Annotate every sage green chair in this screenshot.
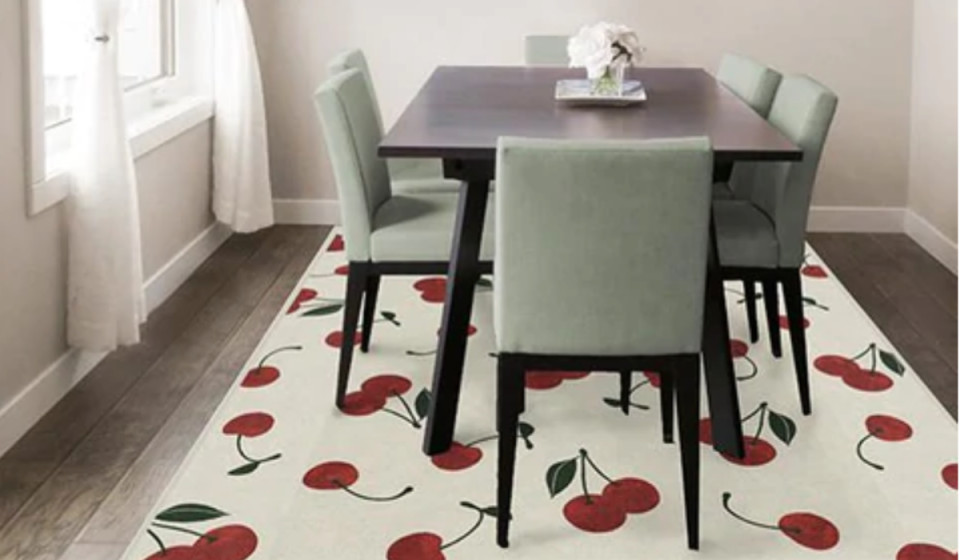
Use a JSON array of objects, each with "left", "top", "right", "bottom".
[
  {"left": 713, "top": 54, "right": 783, "bottom": 344},
  {"left": 327, "top": 49, "right": 457, "bottom": 193},
  {"left": 314, "top": 68, "right": 494, "bottom": 409},
  {"left": 494, "top": 136, "right": 714, "bottom": 551},
  {"left": 524, "top": 35, "right": 569, "bottom": 66},
  {"left": 716, "top": 74, "right": 838, "bottom": 416}
]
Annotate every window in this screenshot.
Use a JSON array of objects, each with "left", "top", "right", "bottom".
[{"left": 25, "top": 0, "right": 214, "bottom": 214}]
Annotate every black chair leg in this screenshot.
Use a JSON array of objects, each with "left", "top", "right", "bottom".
[
  {"left": 619, "top": 371, "right": 632, "bottom": 415},
  {"left": 674, "top": 356, "right": 701, "bottom": 551},
  {"left": 496, "top": 358, "right": 524, "bottom": 549},
  {"left": 335, "top": 262, "right": 367, "bottom": 409},
  {"left": 782, "top": 271, "right": 812, "bottom": 416},
  {"left": 743, "top": 281, "right": 760, "bottom": 343},
  {"left": 761, "top": 280, "right": 782, "bottom": 358},
  {"left": 360, "top": 273, "right": 382, "bottom": 353},
  {"left": 659, "top": 371, "right": 675, "bottom": 444}
]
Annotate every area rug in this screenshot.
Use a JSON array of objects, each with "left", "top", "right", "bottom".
[{"left": 120, "top": 230, "right": 957, "bottom": 560}]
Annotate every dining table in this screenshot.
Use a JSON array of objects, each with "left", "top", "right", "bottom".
[{"left": 379, "top": 65, "right": 803, "bottom": 459}]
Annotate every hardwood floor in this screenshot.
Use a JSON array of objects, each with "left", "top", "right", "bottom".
[{"left": 0, "top": 228, "right": 953, "bottom": 560}]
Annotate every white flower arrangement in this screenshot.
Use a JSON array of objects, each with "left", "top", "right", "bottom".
[{"left": 567, "top": 22, "right": 643, "bottom": 80}]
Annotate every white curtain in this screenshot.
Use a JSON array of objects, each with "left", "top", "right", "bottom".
[
  {"left": 67, "top": 0, "right": 146, "bottom": 351},
  {"left": 213, "top": 0, "right": 275, "bottom": 233}
]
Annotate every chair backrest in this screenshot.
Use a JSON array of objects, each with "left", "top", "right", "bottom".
[
  {"left": 494, "top": 137, "right": 714, "bottom": 357},
  {"left": 327, "top": 49, "right": 385, "bottom": 133},
  {"left": 746, "top": 75, "right": 839, "bottom": 268},
  {"left": 313, "top": 69, "right": 392, "bottom": 262},
  {"left": 717, "top": 54, "right": 782, "bottom": 117},
  {"left": 524, "top": 35, "right": 569, "bottom": 66}
]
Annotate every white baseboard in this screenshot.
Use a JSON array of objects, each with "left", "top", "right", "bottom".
[
  {"left": 144, "top": 222, "right": 233, "bottom": 313},
  {"left": 904, "top": 210, "right": 958, "bottom": 274},
  {"left": 807, "top": 206, "right": 906, "bottom": 233},
  {"left": 0, "top": 221, "right": 233, "bottom": 458},
  {"left": 273, "top": 199, "right": 341, "bottom": 225}
]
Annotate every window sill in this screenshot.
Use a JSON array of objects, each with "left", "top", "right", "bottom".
[{"left": 29, "top": 97, "right": 215, "bottom": 216}]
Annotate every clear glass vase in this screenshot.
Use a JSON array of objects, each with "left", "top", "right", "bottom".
[{"left": 591, "top": 65, "right": 627, "bottom": 97}]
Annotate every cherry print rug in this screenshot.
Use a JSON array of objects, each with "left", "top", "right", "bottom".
[{"left": 120, "top": 230, "right": 957, "bottom": 560}]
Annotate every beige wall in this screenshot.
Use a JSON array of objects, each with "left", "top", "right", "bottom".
[
  {"left": 248, "top": 0, "right": 915, "bottom": 210},
  {"left": 909, "top": 0, "right": 958, "bottom": 243},
  {"left": 0, "top": 0, "right": 215, "bottom": 414}
]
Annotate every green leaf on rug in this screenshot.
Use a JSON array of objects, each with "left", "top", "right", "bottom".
[
  {"left": 879, "top": 350, "right": 906, "bottom": 376},
  {"left": 482, "top": 506, "right": 500, "bottom": 517},
  {"left": 229, "top": 463, "right": 260, "bottom": 476},
  {"left": 518, "top": 422, "right": 535, "bottom": 438},
  {"left": 155, "top": 503, "right": 228, "bottom": 524},
  {"left": 477, "top": 278, "right": 493, "bottom": 289},
  {"left": 546, "top": 458, "right": 577, "bottom": 498},
  {"left": 415, "top": 389, "right": 432, "bottom": 420},
  {"left": 768, "top": 410, "right": 797, "bottom": 446},
  {"left": 301, "top": 304, "right": 343, "bottom": 317},
  {"left": 602, "top": 398, "right": 624, "bottom": 409}
]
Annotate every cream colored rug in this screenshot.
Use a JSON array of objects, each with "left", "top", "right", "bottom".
[{"left": 121, "top": 230, "right": 957, "bottom": 560}]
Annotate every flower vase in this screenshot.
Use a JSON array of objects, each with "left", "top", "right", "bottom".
[{"left": 591, "top": 65, "right": 626, "bottom": 97}]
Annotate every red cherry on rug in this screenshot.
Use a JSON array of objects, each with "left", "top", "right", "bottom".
[
  {"left": 435, "top": 325, "right": 477, "bottom": 338},
  {"left": 328, "top": 235, "right": 345, "bottom": 252},
  {"left": 730, "top": 339, "right": 749, "bottom": 359},
  {"left": 222, "top": 413, "right": 274, "bottom": 438},
  {"left": 644, "top": 372, "right": 661, "bottom": 388},
  {"left": 801, "top": 265, "right": 828, "bottom": 278},
  {"left": 431, "top": 443, "right": 483, "bottom": 471},
  {"left": 842, "top": 368, "right": 893, "bottom": 392},
  {"left": 420, "top": 289, "right": 446, "bottom": 303},
  {"left": 414, "top": 278, "right": 446, "bottom": 291},
  {"left": 814, "top": 355, "right": 861, "bottom": 377},
  {"left": 287, "top": 288, "right": 318, "bottom": 314},
  {"left": 325, "top": 331, "right": 363, "bottom": 348},
  {"left": 144, "top": 546, "right": 199, "bottom": 560},
  {"left": 335, "top": 265, "right": 350, "bottom": 276},
  {"left": 866, "top": 415, "right": 913, "bottom": 442},
  {"left": 723, "top": 437, "right": 777, "bottom": 467},
  {"left": 601, "top": 478, "right": 660, "bottom": 514},
  {"left": 241, "top": 366, "right": 279, "bottom": 388},
  {"left": 193, "top": 525, "right": 258, "bottom": 560},
  {"left": 341, "top": 391, "right": 387, "bottom": 416},
  {"left": 779, "top": 315, "right": 810, "bottom": 330},
  {"left": 387, "top": 533, "right": 445, "bottom": 560},
  {"left": 563, "top": 494, "right": 627, "bottom": 533},
  {"left": 897, "top": 543, "right": 958, "bottom": 560},
  {"left": 525, "top": 371, "right": 565, "bottom": 390},
  {"left": 303, "top": 461, "right": 360, "bottom": 490},
  {"left": 778, "top": 513, "right": 840, "bottom": 550},
  {"left": 942, "top": 464, "right": 957, "bottom": 490},
  {"left": 698, "top": 418, "right": 714, "bottom": 445},
  {"left": 361, "top": 375, "right": 413, "bottom": 399}
]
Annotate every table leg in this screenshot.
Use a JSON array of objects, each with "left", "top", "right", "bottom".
[
  {"left": 423, "top": 177, "right": 491, "bottom": 456},
  {"left": 702, "top": 214, "right": 746, "bottom": 459}
]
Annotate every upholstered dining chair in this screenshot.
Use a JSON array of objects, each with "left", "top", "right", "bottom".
[
  {"left": 715, "top": 74, "right": 838, "bottom": 416},
  {"left": 313, "top": 68, "right": 494, "bottom": 409},
  {"left": 523, "top": 35, "right": 569, "bottom": 65},
  {"left": 493, "top": 136, "right": 714, "bottom": 551},
  {"left": 327, "top": 49, "right": 457, "bottom": 193},
  {"left": 714, "top": 54, "right": 783, "bottom": 345}
]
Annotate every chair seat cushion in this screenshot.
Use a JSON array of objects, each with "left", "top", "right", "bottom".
[
  {"left": 389, "top": 159, "right": 461, "bottom": 193},
  {"left": 712, "top": 182, "right": 736, "bottom": 200},
  {"left": 714, "top": 200, "right": 779, "bottom": 268},
  {"left": 370, "top": 192, "right": 495, "bottom": 262}
]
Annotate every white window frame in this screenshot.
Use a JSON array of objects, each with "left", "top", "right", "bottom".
[{"left": 23, "top": 0, "right": 216, "bottom": 216}]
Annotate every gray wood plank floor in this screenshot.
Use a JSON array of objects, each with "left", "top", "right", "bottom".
[{"left": 0, "top": 228, "right": 953, "bottom": 560}]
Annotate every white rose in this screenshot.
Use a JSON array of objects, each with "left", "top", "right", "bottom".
[{"left": 567, "top": 24, "right": 614, "bottom": 79}]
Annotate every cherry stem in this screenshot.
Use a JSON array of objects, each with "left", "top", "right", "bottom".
[
  {"left": 257, "top": 345, "right": 302, "bottom": 369},
  {"left": 869, "top": 345, "right": 877, "bottom": 374},
  {"left": 391, "top": 391, "right": 421, "bottom": 428},
  {"left": 440, "top": 503, "right": 486, "bottom": 551},
  {"left": 233, "top": 435, "right": 279, "bottom": 465},
  {"left": 752, "top": 405, "right": 768, "bottom": 443},
  {"left": 151, "top": 522, "right": 214, "bottom": 542},
  {"left": 406, "top": 349, "right": 437, "bottom": 357},
  {"left": 579, "top": 453, "right": 592, "bottom": 504},
  {"left": 721, "top": 493, "right": 782, "bottom": 533},
  {"left": 856, "top": 433, "right": 884, "bottom": 471},
  {"left": 629, "top": 378, "right": 651, "bottom": 395},
  {"left": 146, "top": 529, "right": 166, "bottom": 556},
  {"left": 740, "top": 402, "right": 768, "bottom": 425},
  {"left": 737, "top": 356, "right": 759, "bottom": 382},
  {"left": 581, "top": 449, "right": 617, "bottom": 486},
  {"left": 379, "top": 406, "right": 421, "bottom": 429},
  {"left": 851, "top": 343, "right": 876, "bottom": 364},
  {"left": 335, "top": 481, "right": 413, "bottom": 502}
]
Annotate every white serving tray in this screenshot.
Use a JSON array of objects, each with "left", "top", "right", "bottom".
[{"left": 555, "top": 79, "right": 647, "bottom": 107}]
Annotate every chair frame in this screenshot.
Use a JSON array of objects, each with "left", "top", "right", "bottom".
[
  {"left": 495, "top": 353, "right": 702, "bottom": 550},
  {"left": 335, "top": 260, "right": 493, "bottom": 409}
]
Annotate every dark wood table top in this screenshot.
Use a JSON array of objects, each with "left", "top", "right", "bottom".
[{"left": 380, "top": 66, "right": 802, "bottom": 163}]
